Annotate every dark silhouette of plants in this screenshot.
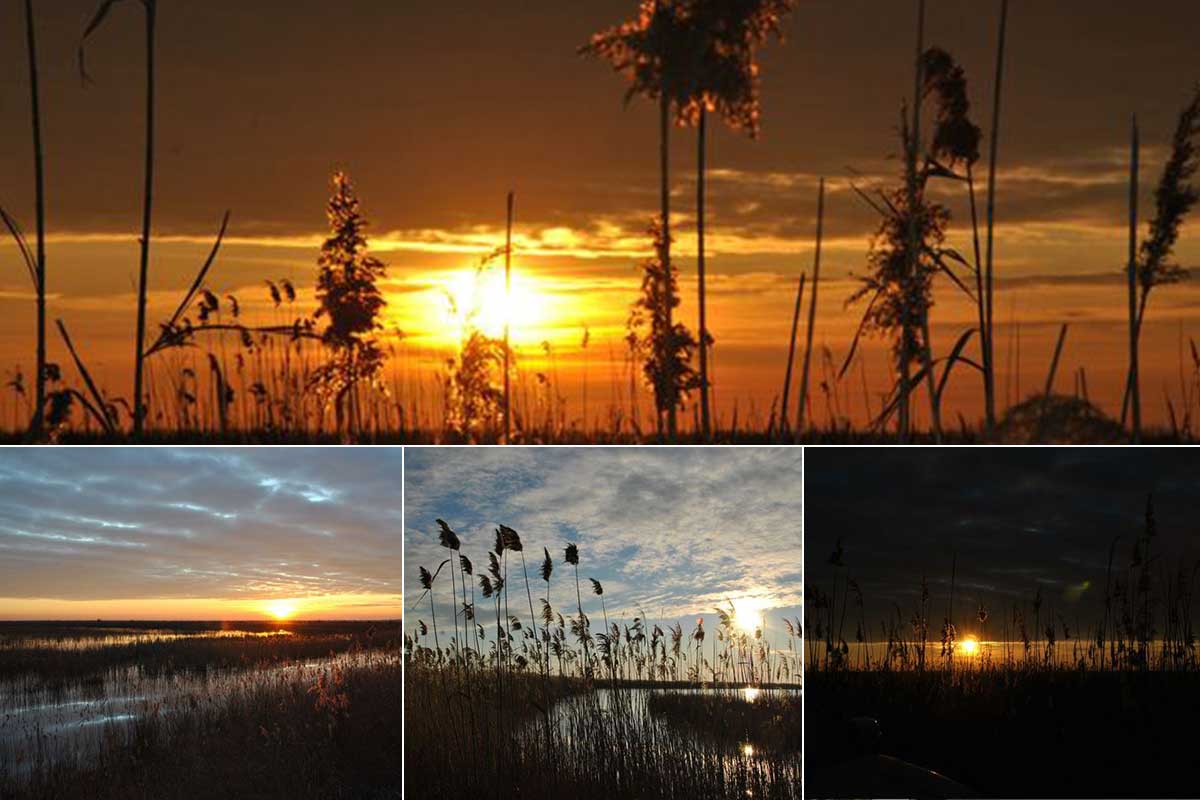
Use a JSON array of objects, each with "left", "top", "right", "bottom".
[
  {"left": 1121, "top": 85, "right": 1200, "bottom": 434},
  {"left": 436, "top": 518, "right": 463, "bottom": 656},
  {"left": 582, "top": 0, "right": 694, "bottom": 438},
  {"left": 79, "top": 0, "right": 158, "bottom": 435},
  {"left": 564, "top": 542, "right": 590, "bottom": 676},
  {"left": 584, "top": 1, "right": 793, "bottom": 439},
  {"left": 309, "top": 172, "right": 388, "bottom": 435},
  {"left": 627, "top": 219, "right": 700, "bottom": 438},
  {"left": 846, "top": 35, "right": 984, "bottom": 440},
  {"left": 683, "top": 0, "right": 795, "bottom": 438},
  {"left": 17, "top": 0, "right": 48, "bottom": 435}
]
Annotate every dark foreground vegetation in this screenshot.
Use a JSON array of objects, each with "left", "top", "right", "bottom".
[
  {"left": 2, "top": 0, "right": 1196, "bottom": 445},
  {"left": 405, "top": 667, "right": 802, "bottom": 800},
  {"left": 807, "top": 667, "right": 1200, "bottom": 799},
  {"left": 0, "top": 620, "right": 401, "bottom": 800},
  {"left": 405, "top": 520, "right": 802, "bottom": 799},
  {"left": 806, "top": 493, "right": 1200, "bottom": 798}
]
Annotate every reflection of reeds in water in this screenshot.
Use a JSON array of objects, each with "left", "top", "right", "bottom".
[{"left": 406, "top": 518, "right": 802, "bottom": 798}]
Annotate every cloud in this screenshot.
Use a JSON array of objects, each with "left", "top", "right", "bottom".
[
  {"left": 805, "top": 449, "right": 1200, "bottom": 629},
  {"left": 0, "top": 449, "right": 402, "bottom": 610},
  {"left": 403, "top": 447, "right": 803, "bottom": 648}
]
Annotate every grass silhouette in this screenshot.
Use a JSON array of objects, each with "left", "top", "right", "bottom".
[
  {"left": 406, "top": 519, "right": 801, "bottom": 799},
  {"left": 0, "top": 620, "right": 401, "bottom": 798},
  {"left": 806, "top": 493, "right": 1200, "bottom": 798},
  {"left": 0, "top": 0, "right": 1195, "bottom": 444}
]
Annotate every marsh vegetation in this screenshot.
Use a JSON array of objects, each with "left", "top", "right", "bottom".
[
  {"left": 1, "top": 1, "right": 1196, "bottom": 443},
  {"left": 806, "top": 494, "right": 1200, "bottom": 798},
  {"left": 0, "top": 620, "right": 401, "bottom": 799},
  {"left": 405, "top": 519, "right": 802, "bottom": 799}
]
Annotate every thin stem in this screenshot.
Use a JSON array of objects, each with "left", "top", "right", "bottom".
[{"left": 132, "top": 4, "right": 156, "bottom": 435}]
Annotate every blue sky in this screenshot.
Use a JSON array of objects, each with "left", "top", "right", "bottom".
[
  {"left": 403, "top": 447, "right": 803, "bottom": 651},
  {"left": 0, "top": 448, "right": 402, "bottom": 619}
]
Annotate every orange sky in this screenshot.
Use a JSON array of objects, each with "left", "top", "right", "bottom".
[{"left": 0, "top": 1, "right": 1198, "bottom": 431}]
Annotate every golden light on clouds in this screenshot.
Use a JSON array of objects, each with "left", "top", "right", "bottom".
[{"left": 0, "top": 594, "right": 401, "bottom": 621}]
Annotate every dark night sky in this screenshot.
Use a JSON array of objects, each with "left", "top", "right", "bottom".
[{"left": 805, "top": 448, "right": 1200, "bottom": 633}]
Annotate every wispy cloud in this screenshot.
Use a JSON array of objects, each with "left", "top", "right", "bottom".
[
  {"left": 0, "top": 449, "right": 401, "bottom": 616},
  {"left": 403, "top": 448, "right": 803, "bottom": 646}
]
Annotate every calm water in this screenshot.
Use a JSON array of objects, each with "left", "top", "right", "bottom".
[
  {"left": 529, "top": 685, "right": 801, "bottom": 779},
  {"left": 0, "top": 628, "right": 294, "bottom": 653}
]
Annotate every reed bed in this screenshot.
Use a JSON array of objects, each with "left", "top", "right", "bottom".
[
  {"left": 1, "top": 1, "right": 1195, "bottom": 445},
  {"left": 806, "top": 495, "right": 1200, "bottom": 798},
  {"left": 405, "top": 519, "right": 801, "bottom": 799},
  {"left": 0, "top": 621, "right": 401, "bottom": 799}
]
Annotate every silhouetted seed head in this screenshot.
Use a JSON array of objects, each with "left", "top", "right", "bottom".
[
  {"left": 459, "top": 555, "right": 473, "bottom": 576},
  {"left": 921, "top": 47, "right": 981, "bottom": 168},
  {"left": 499, "top": 524, "right": 523, "bottom": 552},
  {"left": 828, "top": 538, "right": 845, "bottom": 567},
  {"left": 849, "top": 578, "right": 863, "bottom": 606},
  {"left": 540, "top": 547, "right": 553, "bottom": 581},
  {"left": 565, "top": 542, "right": 579, "bottom": 566},
  {"left": 479, "top": 575, "right": 494, "bottom": 599},
  {"left": 494, "top": 528, "right": 506, "bottom": 555},
  {"left": 418, "top": 566, "right": 433, "bottom": 591},
  {"left": 436, "top": 519, "right": 460, "bottom": 551},
  {"left": 1139, "top": 85, "right": 1200, "bottom": 293},
  {"left": 488, "top": 552, "right": 502, "bottom": 581},
  {"left": 590, "top": 578, "right": 604, "bottom": 596}
]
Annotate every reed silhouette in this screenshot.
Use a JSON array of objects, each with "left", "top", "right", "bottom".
[
  {"left": 0, "top": 1, "right": 1196, "bottom": 444},
  {"left": 407, "top": 518, "right": 802, "bottom": 799},
  {"left": 807, "top": 492, "right": 1200, "bottom": 798},
  {"left": 0, "top": 620, "right": 401, "bottom": 798}
]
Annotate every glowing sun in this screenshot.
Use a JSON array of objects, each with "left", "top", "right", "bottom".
[
  {"left": 958, "top": 635, "right": 980, "bottom": 656},
  {"left": 264, "top": 599, "right": 299, "bottom": 620},
  {"left": 730, "top": 596, "right": 769, "bottom": 636},
  {"left": 442, "top": 267, "right": 547, "bottom": 341}
]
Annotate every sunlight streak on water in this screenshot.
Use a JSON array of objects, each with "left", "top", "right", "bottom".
[{"left": 0, "top": 629, "right": 293, "bottom": 653}]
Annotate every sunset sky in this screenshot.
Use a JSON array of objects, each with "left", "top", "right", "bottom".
[
  {"left": 806, "top": 447, "right": 1200, "bottom": 633},
  {"left": 404, "top": 447, "right": 803, "bottom": 652},
  {"left": 0, "top": 1, "right": 1198, "bottom": 427},
  {"left": 0, "top": 447, "right": 402, "bottom": 619}
]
